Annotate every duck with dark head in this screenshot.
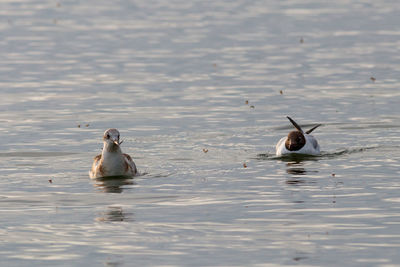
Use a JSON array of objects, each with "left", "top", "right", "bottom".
[{"left": 276, "top": 116, "right": 321, "bottom": 156}]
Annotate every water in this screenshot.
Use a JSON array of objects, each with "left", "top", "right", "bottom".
[{"left": 1, "top": 0, "right": 400, "bottom": 266}]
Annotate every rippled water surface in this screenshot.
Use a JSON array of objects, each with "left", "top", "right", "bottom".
[{"left": 1, "top": 0, "right": 400, "bottom": 266}]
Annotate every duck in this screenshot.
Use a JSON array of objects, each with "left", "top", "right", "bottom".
[
  {"left": 89, "top": 128, "right": 137, "bottom": 178},
  {"left": 276, "top": 116, "right": 321, "bottom": 156}
]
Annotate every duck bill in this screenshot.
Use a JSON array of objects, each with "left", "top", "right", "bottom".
[
  {"left": 110, "top": 138, "right": 120, "bottom": 146},
  {"left": 112, "top": 139, "right": 123, "bottom": 146}
]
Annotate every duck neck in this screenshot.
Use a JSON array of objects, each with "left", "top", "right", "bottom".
[{"left": 102, "top": 142, "right": 122, "bottom": 157}]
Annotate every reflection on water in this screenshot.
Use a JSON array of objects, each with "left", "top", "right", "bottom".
[
  {"left": 286, "top": 167, "right": 307, "bottom": 175},
  {"left": 96, "top": 206, "right": 134, "bottom": 222},
  {"left": 286, "top": 162, "right": 319, "bottom": 175},
  {"left": 93, "top": 176, "right": 136, "bottom": 193},
  {"left": 285, "top": 162, "right": 318, "bottom": 185},
  {"left": 285, "top": 178, "right": 306, "bottom": 185}
]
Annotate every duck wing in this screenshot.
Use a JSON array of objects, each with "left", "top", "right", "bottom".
[
  {"left": 286, "top": 116, "right": 304, "bottom": 133},
  {"left": 306, "top": 124, "right": 321, "bottom": 134},
  {"left": 123, "top": 153, "right": 137, "bottom": 175}
]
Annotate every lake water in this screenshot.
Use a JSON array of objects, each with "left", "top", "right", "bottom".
[{"left": 1, "top": 0, "right": 400, "bottom": 266}]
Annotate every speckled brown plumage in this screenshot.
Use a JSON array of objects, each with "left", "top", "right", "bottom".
[{"left": 89, "top": 129, "right": 137, "bottom": 178}]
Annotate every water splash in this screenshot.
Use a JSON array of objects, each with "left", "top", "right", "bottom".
[{"left": 256, "top": 146, "right": 379, "bottom": 162}]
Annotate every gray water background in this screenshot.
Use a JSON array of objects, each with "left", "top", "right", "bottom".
[{"left": 0, "top": 0, "right": 400, "bottom": 266}]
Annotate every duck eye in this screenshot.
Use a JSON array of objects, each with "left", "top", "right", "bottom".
[{"left": 106, "top": 134, "right": 110, "bottom": 139}]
